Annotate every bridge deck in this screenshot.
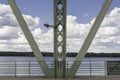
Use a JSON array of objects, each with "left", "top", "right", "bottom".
[{"left": 0, "top": 77, "right": 120, "bottom": 80}]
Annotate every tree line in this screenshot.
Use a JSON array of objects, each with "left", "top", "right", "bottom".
[{"left": 0, "top": 52, "right": 120, "bottom": 57}]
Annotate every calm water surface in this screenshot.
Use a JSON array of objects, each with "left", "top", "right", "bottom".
[{"left": 0, "top": 56, "right": 120, "bottom": 76}]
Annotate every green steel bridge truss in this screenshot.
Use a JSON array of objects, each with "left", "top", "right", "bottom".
[{"left": 8, "top": 0, "right": 112, "bottom": 78}]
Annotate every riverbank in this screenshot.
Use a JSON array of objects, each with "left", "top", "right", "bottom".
[{"left": 0, "top": 52, "right": 120, "bottom": 57}]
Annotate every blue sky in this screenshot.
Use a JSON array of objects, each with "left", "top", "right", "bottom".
[
  {"left": 17, "top": 0, "right": 120, "bottom": 23},
  {"left": 1, "top": 0, "right": 119, "bottom": 25},
  {"left": 0, "top": 0, "right": 120, "bottom": 53},
  {"left": 1, "top": 0, "right": 120, "bottom": 26}
]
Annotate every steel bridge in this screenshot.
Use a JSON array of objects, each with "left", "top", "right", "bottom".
[{"left": 8, "top": 0, "right": 112, "bottom": 78}]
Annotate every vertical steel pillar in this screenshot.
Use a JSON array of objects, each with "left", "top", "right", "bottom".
[{"left": 54, "top": 0, "right": 67, "bottom": 78}]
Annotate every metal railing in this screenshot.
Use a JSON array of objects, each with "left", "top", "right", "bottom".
[
  {"left": 0, "top": 61, "right": 44, "bottom": 77},
  {"left": 74, "top": 61, "right": 107, "bottom": 77},
  {"left": 0, "top": 60, "right": 111, "bottom": 77}
]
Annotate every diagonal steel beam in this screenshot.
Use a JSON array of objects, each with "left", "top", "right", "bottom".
[
  {"left": 8, "top": 0, "right": 53, "bottom": 77},
  {"left": 67, "top": 0, "right": 112, "bottom": 77}
]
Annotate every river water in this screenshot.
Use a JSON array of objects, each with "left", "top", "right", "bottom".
[{"left": 0, "top": 56, "right": 120, "bottom": 77}]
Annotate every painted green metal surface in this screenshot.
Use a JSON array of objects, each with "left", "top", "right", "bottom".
[
  {"left": 8, "top": 0, "right": 113, "bottom": 78},
  {"left": 8, "top": 0, "right": 53, "bottom": 77},
  {"left": 54, "top": 0, "right": 67, "bottom": 78},
  {"left": 67, "top": 0, "right": 112, "bottom": 77}
]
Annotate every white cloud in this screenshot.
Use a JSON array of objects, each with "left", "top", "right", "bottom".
[
  {"left": 0, "top": 3, "right": 40, "bottom": 51},
  {"left": 89, "top": 7, "right": 120, "bottom": 53},
  {"left": 0, "top": 4, "right": 12, "bottom": 14},
  {"left": 0, "top": 3, "right": 120, "bottom": 53},
  {"left": 23, "top": 14, "right": 40, "bottom": 27},
  {"left": 0, "top": 3, "right": 40, "bottom": 27},
  {"left": 0, "top": 26, "right": 19, "bottom": 40},
  {"left": 67, "top": 15, "right": 91, "bottom": 38},
  {"left": 66, "top": 7, "right": 120, "bottom": 53},
  {"left": 97, "top": 27, "right": 119, "bottom": 37}
]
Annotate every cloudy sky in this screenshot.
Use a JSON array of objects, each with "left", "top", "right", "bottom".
[{"left": 0, "top": 0, "right": 120, "bottom": 53}]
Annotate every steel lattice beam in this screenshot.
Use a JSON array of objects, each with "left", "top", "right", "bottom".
[
  {"left": 54, "top": 0, "right": 67, "bottom": 78},
  {"left": 8, "top": 0, "right": 53, "bottom": 77},
  {"left": 67, "top": 0, "right": 112, "bottom": 77}
]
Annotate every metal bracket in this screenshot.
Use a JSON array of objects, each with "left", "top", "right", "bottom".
[{"left": 44, "top": 23, "right": 56, "bottom": 28}]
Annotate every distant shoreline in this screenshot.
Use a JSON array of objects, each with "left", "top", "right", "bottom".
[{"left": 0, "top": 52, "right": 120, "bottom": 57}]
